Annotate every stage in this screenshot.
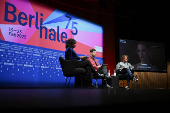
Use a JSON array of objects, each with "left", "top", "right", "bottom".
[{"left": 0, "top": 88, "right": 170, "bottom": 111}]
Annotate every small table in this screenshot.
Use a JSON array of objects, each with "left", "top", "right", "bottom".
[{"left": 107, "top": 76, "right": 119, "bottom": 89}]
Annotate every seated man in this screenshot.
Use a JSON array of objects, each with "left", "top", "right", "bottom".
[
  {"left": 87, "top": 49, "right": 113, "bottom": 88},
  {"left": 115, "top": 55, "right": 138, "bottom": 89}
]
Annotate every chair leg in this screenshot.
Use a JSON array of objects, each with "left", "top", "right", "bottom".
[
  {"left": 67, "top": 77, "right": 72, "bottom": 87},
  {"left": 95, "top": 79, "right": 98, "bottom": 88},
  {"left": 64, "top": 77, "right": 68, "bottom": 87},
  {"left": 80, "top": 75, "right": 83, "bottom": 87}
]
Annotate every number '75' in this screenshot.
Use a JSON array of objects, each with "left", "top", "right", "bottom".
[{"left": 65, "top": 14, "right": 78, "bottom": 35}]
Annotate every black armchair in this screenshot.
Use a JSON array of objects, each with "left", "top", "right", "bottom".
[
  {"left": 116, "top": 69, "right": 134, "bottom": 80},
  {"left": 59, "top": 57, "right": 86, "bottom": 87},
  {"left": 116, "top": 69, "right": 134, "bottom": 88}
]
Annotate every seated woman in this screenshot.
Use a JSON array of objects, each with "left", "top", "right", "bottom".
[
  {"left": 65, "top": 38, "right": 101, "bottom": 88},
  {"left": 115, "top": 55, "right": 138, "bottom": 89}
]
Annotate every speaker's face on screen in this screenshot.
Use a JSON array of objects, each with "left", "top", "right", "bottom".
[
  {"left": 119, "top": 39, "right": 166, "bottom": 72},
  {"left": 137, "top": 44, "right": 149, "bottom": 62}
]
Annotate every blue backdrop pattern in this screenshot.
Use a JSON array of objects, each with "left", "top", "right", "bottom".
[{"left": 0, "top": 40, "right": 103, "bottom": 87}]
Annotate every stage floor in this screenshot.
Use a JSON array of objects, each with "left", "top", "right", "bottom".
[{"left": 0, "top": 88, "right": 170, "bottom": 111}]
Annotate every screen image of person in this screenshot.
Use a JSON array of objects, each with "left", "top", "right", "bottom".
[
  {"left": 119, "top": 39, "right": 166, "bottom": 72},
  {"left": 133, "top": 42, "right": 158, "bottom": 71}
]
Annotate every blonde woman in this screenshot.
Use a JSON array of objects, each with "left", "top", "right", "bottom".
[{"left": 133, "top": 42, "right": 158, "bottom": 71}]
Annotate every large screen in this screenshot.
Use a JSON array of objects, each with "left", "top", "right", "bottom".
[
  {"left": 119, "top": 39, "right": 166, "bottom": 72},
  {"left": 0, "top": 0, "right": 103, "bottom": 87}
]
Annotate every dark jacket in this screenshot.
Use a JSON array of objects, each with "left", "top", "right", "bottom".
[{"left": 65, "top": 47, "right": 80, "bottom": 60}]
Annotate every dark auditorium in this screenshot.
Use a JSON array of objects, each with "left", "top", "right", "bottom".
[{"left": 0, "top": 0, "right": 169, "bottom": 111}]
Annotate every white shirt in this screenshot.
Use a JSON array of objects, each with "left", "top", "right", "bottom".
[{"left": 115, "top": 61, "right": 134, "bottom": 71}]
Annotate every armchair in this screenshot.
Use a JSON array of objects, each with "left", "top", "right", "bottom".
[
  {"left": 59, "top": 57, "right": 86, "bottom": 87},
  {"left": 116, "top": 69, "right": 134, "bottom": 88}
]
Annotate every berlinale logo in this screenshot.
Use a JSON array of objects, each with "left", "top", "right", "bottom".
[{"left": 4, "top": 2, "right": 78, "bottom": 43}]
